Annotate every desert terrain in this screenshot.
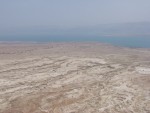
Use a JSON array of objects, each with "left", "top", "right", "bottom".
[{"left": 0, "top": 42, "right": 149, "bottom": 113}]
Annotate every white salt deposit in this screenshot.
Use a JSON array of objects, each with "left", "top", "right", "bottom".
[{"left": 136, "top": 67, "right": 150, "bottom": 74}]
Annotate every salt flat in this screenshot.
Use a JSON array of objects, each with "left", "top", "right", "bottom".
[{"left": 0, "top": 42, "right": 150, "bottom": 113}]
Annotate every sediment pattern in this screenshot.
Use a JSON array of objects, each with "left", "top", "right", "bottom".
[{"left": 0, "top": 43, "right": 149, "bottom": 113}]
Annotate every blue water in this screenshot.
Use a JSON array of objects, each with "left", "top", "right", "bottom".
[{"left": 0, "top": 36, "right": 150, "bottom": 48}]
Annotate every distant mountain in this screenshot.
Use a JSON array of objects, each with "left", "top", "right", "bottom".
[
  {"left": 67, "top": 22, "right": 150, "bottom": 37},
  {"left": 1, "top": 22, "right": 150, "bottom": 38}
]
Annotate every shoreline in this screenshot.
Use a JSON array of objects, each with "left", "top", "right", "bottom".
[{"left": 0, "top": 41, "right": 150, "bottom": 50}]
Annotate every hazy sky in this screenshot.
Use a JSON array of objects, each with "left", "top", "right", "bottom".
[{"left": 0, "top": 0, "right": 150, "bottom": 37}]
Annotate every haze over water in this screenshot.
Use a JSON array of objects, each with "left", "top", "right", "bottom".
[
  {"left": 0, "top": 0, "right": 150, "bottom": 48},
  {"left": 1, "top": 36, "right": 150, "bottom": 48}
]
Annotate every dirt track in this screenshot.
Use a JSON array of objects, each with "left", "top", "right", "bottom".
[{"left": 0, "top": 42, "right": 150, "bottom": 113}]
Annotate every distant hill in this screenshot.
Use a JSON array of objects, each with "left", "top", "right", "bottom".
[
  {"left": 0, "top": 22, "right": 150, "bottom": 38},
  {"left": 67, "top": 22, "right": 150, "bottom": 37}
]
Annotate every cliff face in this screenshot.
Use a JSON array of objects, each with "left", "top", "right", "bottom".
[{"left": 0, "top": 42, "right": 150, "bottom": 113}]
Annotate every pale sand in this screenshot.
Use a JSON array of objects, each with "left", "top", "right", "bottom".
[{"left": 0, "top": 42, "right": 150, "bottom": 113}]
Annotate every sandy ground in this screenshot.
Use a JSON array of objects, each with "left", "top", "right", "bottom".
[{"left": 0, "top": 42, "right": 150, "bottom": 113}]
